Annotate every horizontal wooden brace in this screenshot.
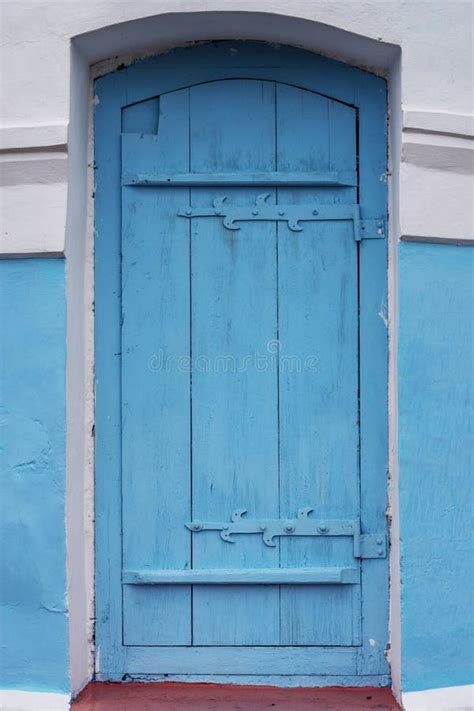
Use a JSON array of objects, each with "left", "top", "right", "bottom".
[
  {"left": 122, "top": 646, "right": 358, "bottom": 675},
  {"left": 122, "top": 170, "right": 358, "bottom": 187},
  {"left": 123, "top": 567, "right": 360, "bottom": 585}
]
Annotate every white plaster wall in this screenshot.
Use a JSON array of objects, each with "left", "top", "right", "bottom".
[
  {"left": 0, "top": 0, "right": 472, "bottom": 701},
  {"left": 402, "top": 684, "right": 474, "bottom": 711},
  {"left": 1, "top": 1, "right": 473, "bottom": 253},
  {"left": 1, "top": 1, "right": 473, "bottom": 123},
  {"left": 1, "top": 690, "right": 70, "bottom": 711}
]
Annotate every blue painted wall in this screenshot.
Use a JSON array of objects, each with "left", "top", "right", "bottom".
[
  {"left": 0, "top": 227, "right": 472, "bottom": 696},
  {"left": 0, "top": 259, "right": 69, "bottom": 693},
  {"left": 398, "top": 242, "right": 474, "bottom": 692}
]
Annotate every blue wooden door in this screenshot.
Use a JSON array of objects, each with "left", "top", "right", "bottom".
[{"left": 95, "top": 43, "right": 388, "bottom": 684}]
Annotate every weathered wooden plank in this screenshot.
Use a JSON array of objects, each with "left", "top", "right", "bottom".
[
  {"left": 189, "top": 79, "right": 280, "bottom": 647},
  {"left": 328, "top": 97, "right": 364, "bottom": 648},
  {"left": 121, "top": 89, "right": 192, "bottom": 646},
  {"left": 95, "top": 71, "right": 128, "bottom": 673},
  {"left": 357, "top": 80, "right": 390, "bottom": 674},
  {"left": 276, "top": 84, "right": 360, "bottom": 647},
  {"left": 122, "top": 170, "right": 357, "bottom": 187},
  {"left": 125, "top": 646, "right": 357, "bottom": 675},
  {"left": 123, "top": 567, "right": 359, "bottom": 584}
]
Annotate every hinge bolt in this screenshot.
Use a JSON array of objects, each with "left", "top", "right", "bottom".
[
  {"left": 279, "top": 210, "right": 285, "bottom": 216},
  {"left": 185, "top": 210, "right": 192, "bottom": 216},
  {"left": 260, "top": 524, "right": 266, "bottom": 531},
  {"left": 192, "top": 522, "right": 202, "bottom": 531},
  {"left": 317, "top": 523, "right": 328, "bottom": 534},
  {"left": 376, "top": 537, "right": 383, "bottom": 545},
  {"left": 312, "top": 209, "right": 319, "bottom": 216},
  {"left": 252, "top": 209, "right": 259, "bottom": 216},
  {"left": 285, "top": 523, "right": 295, "bottom": 533}
]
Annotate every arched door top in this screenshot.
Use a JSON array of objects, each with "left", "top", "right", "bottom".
[{"left": 97, "top": 40, "right": 386, "bottom": 111}]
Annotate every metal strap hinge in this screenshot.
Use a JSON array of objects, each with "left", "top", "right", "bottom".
[
  {"left": 358, "top": 218, "right": 386, "bottom": 241},
  {"left": 355, "top": 533, "right": 387, "bottom": 559},
  {"left": 178, "top": 194, "right": 385, "bottom": 241},
  {"left": 186, "top": 508, "right": 387, "bottom": 559}
]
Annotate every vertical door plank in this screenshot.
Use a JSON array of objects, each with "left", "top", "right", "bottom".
[
  {"left": 121, "top": 90, "right": 192, "bottom": 645},
  {"left": 190, "top": 81, "right": 280, "bottom": 645},
  {"left": 276, "top": 85, "right": 359, "bottom": 645},
  {"left": 329, "top": 98, "right": 364, "bottom": 647},
  {"left": 95, "top": 71, "right": 128, "bottom": 673},
  {"left": 357, "top": 84, "right": 390, "bottom": 673}
]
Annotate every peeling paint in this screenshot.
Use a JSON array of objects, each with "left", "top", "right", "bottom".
[
  {"left": 378, "top": 296, "right": 389, "bottom": 328},
  {"left": 40, "top": 603, "right": 68, "bottom": 615}
]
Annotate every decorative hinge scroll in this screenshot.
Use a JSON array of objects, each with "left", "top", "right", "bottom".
[
  {"left": 178, "top": 194, "right": 385, "bottom": 241},
  {"left": 186, "top": 508, "right": 387, "bottom": 558}
]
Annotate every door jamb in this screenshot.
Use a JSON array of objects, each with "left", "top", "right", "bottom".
[{"left": 65, "top": 26, "right": 401, "bottom": 695}]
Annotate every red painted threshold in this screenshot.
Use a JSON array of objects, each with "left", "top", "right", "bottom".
[{"left": 73, "top": 682, "right": 401, "bottom": 710}]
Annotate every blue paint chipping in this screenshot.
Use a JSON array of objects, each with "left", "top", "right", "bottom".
[
  {"left": 398, "top": 242, "right": 474, "bottom": 692},
  {"left": 0, "top": 259, "right": 69, "bottom": 693}
]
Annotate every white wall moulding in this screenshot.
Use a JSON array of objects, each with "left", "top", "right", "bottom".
[
  {"left": 400, "top": 109, "right": 474, "bottom": 244},
  {"left": 0, "top": 152, "right": 68, "bottom": 186},
  {"left": 0, "top": 124, "right": 69, "bottom": 257},
  {"left": 403, "top": 110, "right": 474, "bottom": 138},
  {"left": 0, "top": 123, "right": 68, "bottom": 152},
  {"left": 401, "top": 109, "right": 474, "bottom": 174},
  {"left": 402, "top": 684, "right": 474, "bottom": 711},
  {"left": 402, "top": 133, "right": 473, "bottom": 174},
  {"left": 0, "top": 182, "right": 67, "bottom": 257},
  {"left": 399, "top": 162, "right": 473, "bottom": 245},
  {"left": 0, "top": 690, "right": 70, "bottom": 711}
]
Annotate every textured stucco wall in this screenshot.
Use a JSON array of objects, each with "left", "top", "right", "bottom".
[
  {"left": 398, "top": 242, "right": 474, "bottom": 693},
  {"left": 0, "top": 259, "right": 69, "bottom": 694}
]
